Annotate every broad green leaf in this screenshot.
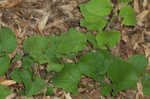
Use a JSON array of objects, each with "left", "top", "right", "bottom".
[
  {"left": 80, "top": 17, "right": 107, "bottom": 31},
  {"left": 52, "top": 63, "right": 81, "bottom": 95},
  {"left": 78, "top": 49, "right": 112, "bottom": 81},
  {"left": 107, "top": 57, "right": 139, "bottom": 95},
  {"left": 11, "top": 69, "right": 33, "bottom": 84},
  {"left": 119, "top": 5, "right": 136, "bottom": 26},
  {"left": 47, "top": 63, "right": 64, "bottom": 72},
  {"left": 56, "top": 28, "right": 87, "bottom": 55},
  {"left": 79, "top": 0, "right": 111, "bottom": 31},
  {"left": 80, "top": 0, "right": 112, "bottom": 17},
  {"left": 23, "top": 35, "right": 49, "bottom": 64},
  {"left": 11, "top": 69, "right": 46, "bottom": 96},
  {"left": 0, "top": 27, "right": 17, "bottom": 53},
  {"left": 26, "top": 77, "right": 46, "bottom": 96},
  {"left": 0, "top": 85, "right": 12, "bottom": 99},
  {"left": 128, "top": 55, "right": 148, "bottom": 76},
  {"left": 142, "top": 75, "right": 150, "bottom": 96},
  {"left": 0, "top": 55, "right": 10, "bottom": 76},
  {"left": 46, "top": 86, "right": 54, "bottom": 96},
  {"left": 119, "top": 0, "right": 132, "bottom": 3},
  {"left": 11, "top": 69, "right": 33, "bottom": 94},
  {"left": 96, "top": 30, "right": 120, "bottom": 49},
  {"left": 22, "top": 56, "right": 34, "bottom": 69},
  {"left": 10, "top": 68, "right": 22, "bottom": 83}
]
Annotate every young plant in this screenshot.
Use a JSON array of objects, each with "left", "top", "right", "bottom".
[{"left": 0, "top": 0, "right": 149, "bottom": 98}]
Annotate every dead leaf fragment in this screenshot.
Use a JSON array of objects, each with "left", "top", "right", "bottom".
[
  {"left": 0, "top": 80, "right": 16, "bottom": 86},
  {"left": 38, "top": 12, "right": 50, "bottom": 32},
  {"left": 136, "top": 10, "right": 149, "bottom": 26},
  {"left": 4, "top": 0, "right": 22, "bottom": 9},
  {"left": 134, "top": 0, "right": 140, "bottom": 13},
  {"left": 136, "top": 82, "right": 144, "bottom": 99}
]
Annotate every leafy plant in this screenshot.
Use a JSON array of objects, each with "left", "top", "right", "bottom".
[
  {"left": 0, "top": 0, "right": 149, "bottom": 98},
  {"left": 10, "top": 68, "right": 46, "bottom": 96}
]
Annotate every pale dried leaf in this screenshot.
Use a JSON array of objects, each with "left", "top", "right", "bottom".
[
  {"left": 64, "top": 92, "right": 72, "bottom": 99},
  {"left": 143, "top": 0, "right": 148, "bottom": 8},
  {"left": 134, "top": 0, "right": 140, "bottom": 13},
  {"left": 6, "top": 93, "right": 17, "bottom": 99},
  {"left": 38, "top": 12, "right": 50, "bottom": 32},
  {"left": 0, "top": 80, "right": 16, "bottom": 86}
]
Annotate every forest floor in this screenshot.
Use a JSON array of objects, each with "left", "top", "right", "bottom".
[{"left": 0, "top": 0, "right": 150, "bottom": 99}]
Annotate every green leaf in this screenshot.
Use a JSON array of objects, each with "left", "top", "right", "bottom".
[
  {"left": 96, "top": 30, "right": 120, "bottom": 49},
  {"left": 46, "top": 86, "right": 54, "bottom": 96},
  {"left": 23, "top": 35, "right": 49, "bottom": 64},
  {"left": 11, "top": 69, "right": 33, "bottom": 84},
  {"left": 0, "top": 55, "right": 10, "bottom": 76},
  {"left": 107, "top": 57, "right": 139, "bottom": 95},
  {"left": 56, "top": 28, "right": 87, "bottom": 55},
  {"left": 100, "top": 83, "right": 112, "bottom": 96},
  {"left": 128, "top": 55, "right": 148, "bottom": 76},
  {"left": 80, "top": 16, "right": 107, "bottom": 31},
  {"left": 79, "top": 0, "right": 112, "bottom": 31},
  {"left": 78, "top": 49, "right": 112, "bottom": 81},
  {"left": 52, "top": 63, "right": 81, "bottom": 95},
  {"left": 0, "top": 85, "right": 12, "bottom": 99},
  {"left": 47, "top": 63, "right": 64, "bottom": 72},
  {"left": 119, "top": 0, "right": 132, "bottom": 3},
  {"left": 142, "top": 75, "right": 150, "bottom": 96},
  {"left": 10, "top": 68, "right": 22, "bottom": 83},
  {"left": 22, "top": 56, "right": 34, "bottom": 69},
  {"left": 11, "top": 69, "right": 46, "bottom": 96},
  {"left": 80, "top": 0, "right": 112, "bottom": 17},
  {"left": 119, "top": 5, "right": 136, "bottom": 26},
  {"left": 0, "top": 27, "right": 17, "bottom": 53},
  {"left": 26, "top": 77, "right": 46, "bottom": 96}
]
